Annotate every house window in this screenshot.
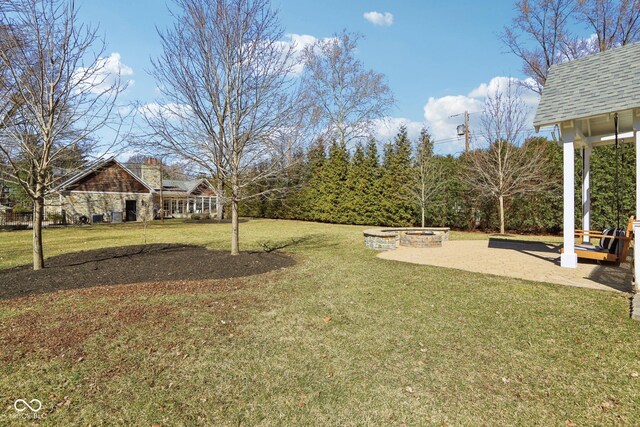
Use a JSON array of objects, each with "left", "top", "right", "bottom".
[{"left": 163, "top": 200, "right": 169, "bottom": 212}]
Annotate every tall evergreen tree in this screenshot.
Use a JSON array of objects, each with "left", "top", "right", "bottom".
[
  {"left": 344, "top": 139, "right": 381, "bottom": 224},
  {"left": 362, "top": 138, "right": 383, "bottom": 225},
  {"left": 581, "top": 143, "right": 636, "bottom": 231},
  {"left": 320, "top": 141, "right": 350, "bottom": 223},
  {"left": 438, "top": 155, "right": 470, "bottom": 228},
  {"left": 300, "top": 139, "right": 327, "bottom": 221},
  {"left": 379, "top": 126, "right": 415, "bottom": 226}
]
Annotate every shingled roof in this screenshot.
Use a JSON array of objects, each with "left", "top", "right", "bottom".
[{"left": 534, "top": 41, "right": 640, "bottom": 129}]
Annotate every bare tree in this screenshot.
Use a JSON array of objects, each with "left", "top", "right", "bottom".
[
  {"left": 575, "top": 0, "right": 640, "bottom": 51},
  {"left": 300, "top": 31, "right": 395, "bottom": 147},
  {"left": 142, "top": 0, "right": 300, "bottom": 255},
  {"left": 411, "top": 128, "right": 447, "bottom": 228},
  {"left": 503, "top": 0, "right": 640, "bottom": 93},
  {"left": 464, "top": 81, "right": 554, "bottom": 234},
  {"left": 0, "top": 0, "right": 126, "bottom": 270},
  {"left": 501, "top": 0, "right": 576, "bottom": 93}
]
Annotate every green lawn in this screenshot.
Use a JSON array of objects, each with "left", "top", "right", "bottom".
[{"left": 0, "top": 219, "right": 638, "bottom": 425}]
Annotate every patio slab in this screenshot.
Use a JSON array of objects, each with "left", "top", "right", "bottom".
[{"left": 377, "top": 238, "right": 633, "bottom": 292}]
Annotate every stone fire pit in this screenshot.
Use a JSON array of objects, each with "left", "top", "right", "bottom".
[
  {"left": 399, "top": 230, "right": 442, "bottom": 248},
  {"left": 363, "top": 227, "right": 449, "bottom": 251}
]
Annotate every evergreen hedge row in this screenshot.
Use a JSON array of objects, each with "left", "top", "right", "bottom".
[{"left": 239, "top": 127, "right": 636, "bottom": 234}]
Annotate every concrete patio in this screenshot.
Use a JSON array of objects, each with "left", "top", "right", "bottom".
[{"left": 377, "top": 238, "right": 634, "bottom": 293}]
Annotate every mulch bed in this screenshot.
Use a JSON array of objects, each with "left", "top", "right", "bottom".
[{"left": 0, "top": 244, "right": 295, "bottom": 300}]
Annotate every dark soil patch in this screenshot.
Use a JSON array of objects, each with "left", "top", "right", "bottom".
[{"left": 0, "top": 244, "right": 295, "bottom": 300}]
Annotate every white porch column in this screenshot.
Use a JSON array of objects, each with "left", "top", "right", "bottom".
[
  {"left": 636, "top": 129, "right": 640, "bottom": 218},
  {"left": 562, "top": 138, "right": 577, "bottom": 268},
  {"left": 635, "top": 129, "right": 640, "bottom": 292},
  {"left": 582, "top": 146, "right": 591, "bottom": 243}
]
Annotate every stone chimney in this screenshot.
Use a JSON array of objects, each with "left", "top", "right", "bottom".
[{"left": 140, "top": 158, "right": 162, "bottom": 190}]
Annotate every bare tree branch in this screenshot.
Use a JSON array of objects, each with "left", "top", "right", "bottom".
[
  {"left": 140, "top": 0, "right": 302, "bottom": 255},
  {"left": 501, "top": 0, "right": 577, "bottom": 93},
  {"left": 503, "top": 0, "right": 640, "bottom": 93},
  {"left": 409, "top": 128, "right": 447, "bottom": 228},
  {"left": 575, "top": 0, "right": 640, "bottom": 51},
  {"left": 300, "top": 31, "right": 395, "bottom": 147},
  {"left": 464, "top": 80, "right": 557, "bottom": 234},
  {"left": 0, "top": 0, "right": 127, "bottom": 269}
]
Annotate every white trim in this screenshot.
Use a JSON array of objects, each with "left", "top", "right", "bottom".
[
  {"left": 582, "top": 146, "right": 591, "bottom": 244},
  {"left": 585, "top": 131, "right": 635, "bottom": 145},
  {"left": 69, "top": 190, "right": 152, "bottom": 195},
  {"left": 537, "top": 109, "right": 639, "bottom": 130},
  {"left": 636, "top": 130, "right": 640, "bottom": 218},
  {"left": 562, "top": 137, "right": 577, "bottom": 268},
  {"left": 188, "top": 178, "right": 217, "bottom": 196},
  {"left": 52, "top": 156, "right": 114, "bottom": 191},
  {"left": 56, "top": 157, "right": 154, "bottom": 193},
  {"left": 634, "top": 221, "right": 640, "bottom": 293}
]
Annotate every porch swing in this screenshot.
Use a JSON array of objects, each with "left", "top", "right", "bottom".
[{"left": 569, "top": 113, "right": 635, "bottom": 264}]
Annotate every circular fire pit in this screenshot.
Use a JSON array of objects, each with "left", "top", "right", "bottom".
[
  {"left": 399, "top": 230, "right": 442, "bottom": 248},
  {"left": 363, "top": 227, "right": 450, "bottom": 250}
]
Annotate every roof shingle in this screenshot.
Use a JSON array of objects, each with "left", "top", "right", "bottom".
[{"left": 533, "top": 42, "right": 640, "bottom": 128}]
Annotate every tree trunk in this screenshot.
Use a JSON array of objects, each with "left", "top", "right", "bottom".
[
  {"left": 33, "top": 196, "right": 45, "bottom": 270},
  {"left": 421, "top": 177, "right": 426, "bottom": 228},
  {"left": 231, "top": 181, "right": 239, "bottom": 255},
  {"left": 216, "top": 182, "right": 224, "bottom": 221},
  {"left": 498, "top": 195, "right": 505, "bottom": 235}
]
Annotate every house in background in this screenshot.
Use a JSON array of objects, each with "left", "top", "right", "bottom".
[{"left": 47, "top": 157, "right": 218, "bottom": 223}]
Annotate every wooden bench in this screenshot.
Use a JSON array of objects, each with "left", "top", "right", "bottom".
[{"left": 562, "top": 216, "right": 635, "bottom": 264}]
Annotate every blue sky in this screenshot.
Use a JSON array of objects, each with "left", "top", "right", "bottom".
[{"left": 76, "top": 0, "right": 539, "bottom": 155}]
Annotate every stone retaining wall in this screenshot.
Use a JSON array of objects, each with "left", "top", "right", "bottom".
[
  {"left": 399, "top": 232, "right": 443, "bottom": 248},
  {"left": 363, "top": 227, "right": 450, "bottom": 251}
]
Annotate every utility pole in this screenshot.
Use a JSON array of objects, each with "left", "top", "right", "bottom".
[
  {"left": 454, "top": 110, "right": 471, "bottom": 154},
  {"left": 464, "top": 110, "right": 470, "bottom": 154}
]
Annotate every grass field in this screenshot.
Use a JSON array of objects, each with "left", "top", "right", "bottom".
[{"left": 1, "top": 219, "right": 638, "bottom": 425}]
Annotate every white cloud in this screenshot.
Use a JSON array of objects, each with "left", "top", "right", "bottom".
[
  {"left": 276, "top": 33, "right": 340, "bottom": 76},
  {"left": 373, "top": 117, "right": 424, "bottom": 143},
  {"left": 287, "top": 34, "right": 320, "bottom": 54},
  {"left": 278, "top": 34, "right": 318, "bottom": 75},
  {"left": 422, "top": 76, "right": 541, "bottom": 155},
  {"left": 75, "top": 52, "right": 134, "bottom": 94},
  {"left": 363, "top": 11, "right": 394, "bottom": 27}
]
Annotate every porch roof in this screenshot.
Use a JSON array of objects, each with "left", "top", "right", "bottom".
[
  {"left": 160, "top": 179, "right": 215, "bottom": 197},
  {"left": 534, "top": 42, "right": 640, "bottom": 133}
]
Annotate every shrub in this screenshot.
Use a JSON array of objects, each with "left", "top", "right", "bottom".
[
  {"left": 47, "top": 212, "right": 64, "bottom": 224},
  {"left": 191, "top": 214, "right": 201, "bottom": 220},
  {"left": 12, "top": 206, "right": 32, "bottom": 214}
]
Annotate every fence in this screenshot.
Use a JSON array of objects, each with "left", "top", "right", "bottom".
[{"left": 0, "top": 211, "right": 76, "bottom": 229}]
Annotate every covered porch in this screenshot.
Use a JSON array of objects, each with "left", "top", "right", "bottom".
[
  {"left": 533, "top": 42, "right": 640, "bottom": 292},
  {"left": 161, "top": 195, "right": 217, "bottom": 217}
]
